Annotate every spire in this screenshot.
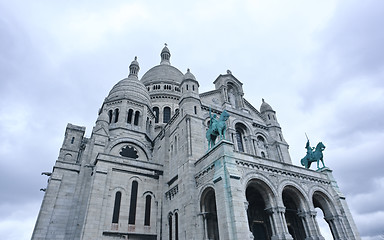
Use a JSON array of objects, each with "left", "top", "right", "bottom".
[
  {"left": 160, "top": 43, "right": 171, "bottom": 65},
  {"left": 129, "top": 56, "right": 140, "bottom": 78}
]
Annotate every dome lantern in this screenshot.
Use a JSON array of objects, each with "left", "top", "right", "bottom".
[
  {"left": 160, "top": 43, "right": 171, "bottom": 65},
  {"left": 129, "top": 56, "right": 140, "bottom": 78}
]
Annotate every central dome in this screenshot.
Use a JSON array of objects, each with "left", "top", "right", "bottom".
[
  {"left": 141, "top": 44, "right": 183, "bottom": 86},
  {"left": 141, "top": 64, "right": 184, "bottom": 86}
]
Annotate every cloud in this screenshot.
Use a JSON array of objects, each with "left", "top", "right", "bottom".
[{"left": 1, "top": 0, "right": 384, "bottom": 239}]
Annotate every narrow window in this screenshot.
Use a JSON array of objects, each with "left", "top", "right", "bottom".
[
  {"left": 114, "top": 109, "right": 119, "bottom": 123},
  {"left": 144, "top": 195, "right": 152, "bottom": 226},
  {"left": 192, "top": 85, "right": 195, "bottom": 91},
  {"left": 163, "top": 107, "right": 171, "bottom": 123},
  {"left": 128, "top": 181, "right": 138, "bottom": 224},
  {"left": 268, "top": 114, "right": 271, "bottom": 120},
  {"left": 112, "top": 192, "right": 122, "bottom": 223},
  {"left": 108, "top": 110, "right": 113, "bottom": 123},
  {"left": 186, "top": 85, "right": 189, "bottom": 91},
  {"left": 261, "top": 151, "right": 266, "bottom": 158},
  {"left": 71, "top": 137, "right": 75, "bottom": 144},
  {"left": 169, "top": 214, "right": 173, "bottom": 240},
  {"left": 134, "top": 111, "right": 140, "bottom": 126},
  {"left": 236, "top": 129, "right": 244, "bottom": 152},
  {"left": 194, "top": 106, "right": 197, "bottom": 114},
  {"left": 175, "top": 212, "right": 179, "bottom": 240},
  {"left": 153, "top": 107, "right": 159, "bottom": 123},
  {"left": 127, "top": 109, "right": 133, "bottom": 124},
  {"left": 279, "top": 134, "right": 283, "bottom": 141}
]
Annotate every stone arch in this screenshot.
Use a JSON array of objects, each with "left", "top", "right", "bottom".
[
  {"left": 200, "top": 186, "right": 220, "bottom": 240},
  {"left": 245, "top": 178, "right": 277, "bottom": 239},
  {"left": 111, "top": 186, "right": 127, "bottom": 194},
  {"left": 254, "top": 132, "right": 269, "bottom": 158},
  {"left": 226, "top": 81, "right": 242, "bottom": 108},
  {"left": 311, "top": 189, "right": 340, "bottom": 238},
  {"left": 234, "top": 122, "right": 250, "bottom": 153},
  {"left": 281, "top": 184, "right": 310, "bottom": 240}
]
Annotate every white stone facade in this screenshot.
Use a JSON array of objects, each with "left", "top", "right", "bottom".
[{"left": 32, "top": 46, "right": 360, "bottom": 240}]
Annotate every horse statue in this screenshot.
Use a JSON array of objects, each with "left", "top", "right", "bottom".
[
  {"left": 206, "top": 109, "right": 230, "bottom": 150},
  {"left": 301, "top": 140, "right": 326, "bottom": 169}
]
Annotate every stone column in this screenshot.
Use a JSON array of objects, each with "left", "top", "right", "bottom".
[
  {"left": 266, "top": 207, "right": 293, "bottom": 240},
  {"left": 298, "top": 210, "right": 325, "bottom": 240},
  {"left": 325, "top": 215, "right": 348, "bottom": 240}
]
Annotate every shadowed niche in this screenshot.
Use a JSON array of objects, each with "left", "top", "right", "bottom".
[{"left": 120, "top": 145, "right": 139, "bottom": 159}]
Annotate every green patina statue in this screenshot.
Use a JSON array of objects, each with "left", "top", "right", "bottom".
[
  {"left": 301, "top": 139, "right": 326, "bottom": 169},
  {"left": 206, "top": 108, "right": 230, "bottom": 150}
]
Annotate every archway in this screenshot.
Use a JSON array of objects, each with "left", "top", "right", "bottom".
[
  {"left": 200, "top": 187, "right": 219, "bottom": 240},
  {"left": 282, "top": 187, "right": 307, "bottom": 240},
  {"left": 246, "top": 185, "right": 272, "bottom": 239},
  {"left": 313, "top": 191, "right": 337, "bottom": 239}
]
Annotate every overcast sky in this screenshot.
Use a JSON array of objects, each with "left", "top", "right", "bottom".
[{"left": 1, "top": 0, "right": 383, "bottom": 239}]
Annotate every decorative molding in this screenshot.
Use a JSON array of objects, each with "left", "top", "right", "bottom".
[{"left": 236, "top": 159, "right": 331, "bottom": 185}]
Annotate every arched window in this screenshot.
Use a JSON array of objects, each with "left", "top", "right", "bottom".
[
  {"left": 112, "top": 191, "right": 122, "bottom": 223},
  {"left": 108, "top": 110, "right": 113, "bottom": 123},
  {"left": 153, "top": 107, "right": 159, "bottom": 123},
  {"left": 114, "top": 109, "right": 119, "bottom": 123},
  {"left": 236, "top": 130, "right": 244, "bottom": 152},
  {"left": 175, "top": 212, "right": 179, "bottom": 240},
  {"left": 168, "top": 214, "right": 173, "bottom": 240},
  {"left": 163, "top": 107, "right": 171, "bottom": 123},
  {"left": 71, "top": 137, "right": 75, "bottom": 144},
  {"left": 235, "top": 123, "right": 248, "bottom": 153},
  {"left": 127, "top": 109, "right": 133, "bottom": 124},
  {"left": 134, "top": 111, "right": 140, "bottom": 126},
  {"left": 192, "top": 85, "right": 195, "bottom": 91},
  {"left": 144, "top": 195, "right": 151, "bottom": 226},
  {"left": 128, "top": 181, "right": 138, "bottom": 224}
]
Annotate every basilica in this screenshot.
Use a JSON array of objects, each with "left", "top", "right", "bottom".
[{"left": 32, "top": 45, "right": 360, "bottom": 240}]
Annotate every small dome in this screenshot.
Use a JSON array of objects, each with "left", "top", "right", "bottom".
[
  {"left": 183, "top": 68, "right": 196, "bottom": 81},
  {"left": 106, "top": 77, "right": 151, "bottom": 107},
  {"left": 260, "top": 98, "right": 274, "bottom": 112}
]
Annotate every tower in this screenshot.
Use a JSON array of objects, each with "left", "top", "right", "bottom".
[{"left": 33, "top": 46, "right": 360, "bottom": 240}]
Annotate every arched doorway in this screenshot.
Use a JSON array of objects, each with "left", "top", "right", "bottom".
[
  {"left": 246, "top": 187, "right": 272, "bottom": 239},
  {"left": 282, "top": 187, "right": 307, "bottom": 240},
  {"left": 200, "top": 187, "right": 219, "bottom": 240},
  {"left": 313, "top": 191, "right": 337, "bottom": 239},
  {"left": 246, "top": 179, "right": 275, "bottom": 239}
]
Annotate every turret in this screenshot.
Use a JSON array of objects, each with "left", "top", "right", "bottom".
[
  {"left": 179, "top": 69, "right": 201, "bottom": 116},
  {"left": 260, "top": 99, "right": 291, "bottom": 163},
  {"left": 260, "top": 98, "right": 280, "bottom": 127}
]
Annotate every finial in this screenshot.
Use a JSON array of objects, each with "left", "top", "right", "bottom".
[
  {"left": 134, "top": 56, "right": 137, "bottom": 61},
  {"left": 262, "top": 98, "right": 265, "bottom": 103},
  {"left": 187, "top": 68, "right": 190, "bottom": 72},
  {"left": 227, "top": 69, "right": 232, "bottom": 74},
  {"left": 165, "top": 43, "right": 167, "bottom": 47}
]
